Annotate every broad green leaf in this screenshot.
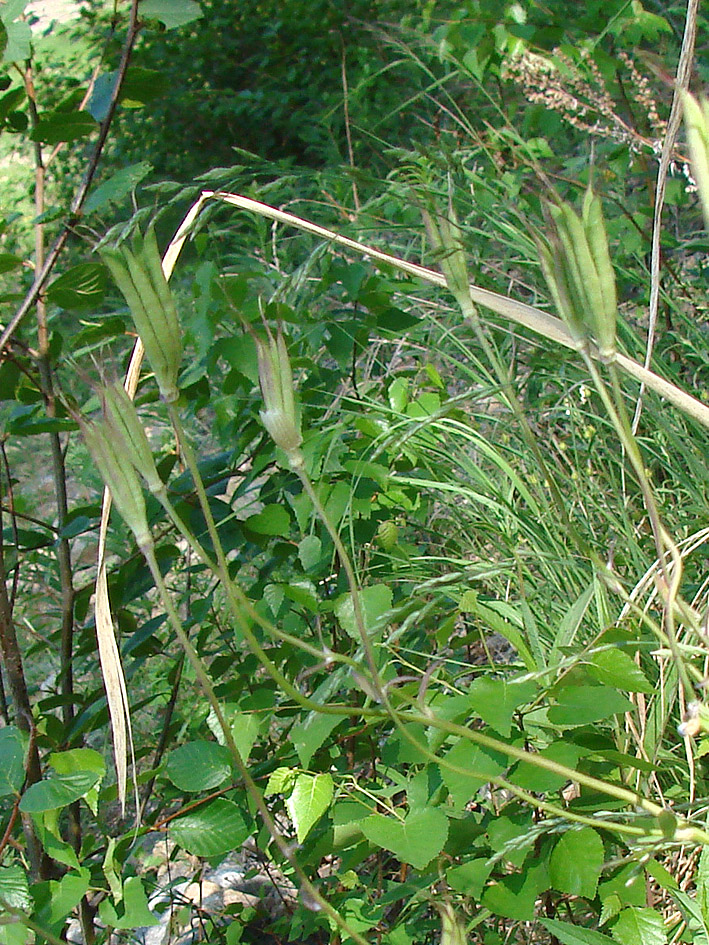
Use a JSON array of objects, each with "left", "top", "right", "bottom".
[
  {"left": 467, "top": 677, "right": 537, "bottom": 737},
  {"left": 98, "top": 877, "right": 157, "bottom": 930},
  {"left": 0, "top": 863, "right": 31, "bottom": 912},
  {"left": 48, "top": 263, "right": 106, "bottom": 310},
  {"left": 245, "top": 504, "right": 291, "bottom": 536},
  {"left": 291, "top": 710, "right": 344, "bottom": 768},
  {"left": 440, "top": 738, "right": 506, "bottom": 808},
  {"left": 49, "top": 748, "right": 105, "bottom": 778},
  {"left": 360, "top": 807, "right": 448, "bottom": 870},
  {"left": 165, "top": 740, "right": 231, "bottom": 792},
  {"left": 298, "top": 534, "right": 321, "bottom": 571},
  {"left": 1, "top": 16, "right": 30, "bottom": 64},
  {"left": 598, "top": 864, "right": 647, "bottom": 914},
  {"left": 206, "top": 705, "right": 261, "bottom": 761},
  {"left": 550, "top": 827, "right": 604, "bottom": 898},
  {"left": 34, "top": 811, "right": 80, "bottom": 870},
  {"left": 482, "top": 864, "right": 543, "bottom": 921},
  {"left": 170, "top": 798, "right": 249, "bottom": 857},
  {"left": 286, "top": 773, "right": 333, "bottom": 843},
  {"left": 335, "top": 584, "right": 392, "bottom": 639},
  {"left": 446, "top": 859, "right": 493, "bottom": 899},
  {"left": 20, "top": 770, "right": 101, "bottom": 813},
  {"left": 610, "top": 907, "right": 667, "bottom": 945},
  {"left": 84, "top": 162, "right": 152, "bottom": 213},
  {"left": 0, "top": 253, "right": 21, "bottom": 274},
  {"left": 547, "top": 687, "right": 634, "bottom": 727},
  {"left": 540, "top": 919, "right": 616, "bottom": 945},
  {"left": 32, "top": 869, "right": 90, "bottom": 928},
  {"left": 265, "top": 767, "right": 297, "bottom": 796},
  {"left": 30, "top": 110, "right": 97, "bottom": 144},
  {"left": 0, "top": 726, "right": 24, "bottom": 796},
  {"left": 139, "top": 0, "right": 202, "bottom": 29},
  {"left": 510, "top": 742, "right": 582, "bottom": 793},
  {"left": 388, "top": 377, "right": 409, "bottom": 412},
  {"left": 589, "top": 650, "right": 653, "bottom": 693},
  {"left": 119, "top": 67, "right": 169, "bottom": 106}
]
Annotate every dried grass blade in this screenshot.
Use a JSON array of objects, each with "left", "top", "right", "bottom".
[
  {"left": 94, "top": 194, "right": 208, "bottom": 815},
  {"left": 204, "top": 190, "right": 709, "bottom": 431}
]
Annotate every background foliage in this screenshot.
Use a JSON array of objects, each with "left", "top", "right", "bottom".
[{"left": 0, "top": 2, "right": 708, "bottom": 945}]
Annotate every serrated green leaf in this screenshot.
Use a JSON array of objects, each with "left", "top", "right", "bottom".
[
  {"left": 482, "top": 864, "right": 543, "bottom": 921},
  {"left": 33, "top": 869, "right": 90, "bottom": 928},
  {"left": 2, "top": 19, "right": 30, "bottom": 64},
  {"left": 286, "top": 773, "right": 333, "bottom": 843},
  {"left": 49, "top": 748, "right": 105, "bottom": 778},
  {"left": 510, "top": 742, "right": 581, "bottom": 793},
  {"left": 610, "top": 907, "right": 667, "bottom": 945},
  {"left": 170, "top": 798, "right": 249, "bottom": 857},
  {"left": 440, "top": 738, "right": 507, "bottom": 808},
  {"left": 467, "top": 676, "right": 537, "bottom": 737},
  {"left": 165, "top": 740, "right": 232, "bottom": 792},
  {"left": 206, "top": 705, "right": 260, "bottom": 761},
  {"left": 0, "top": 864, "right": 31, "bottom": 913},
  {"left": 298, "top": 534, "right": 321, "bottom": 570},
  {"left": 291, "top": 710, "right": 343, "bottom": 768},
  {"left": 547, "top": 686, "right": 634, "bottom": 727},
  {"left": 446, "top": 859, "right": 493, "bottom": 900},
  {"left": 550, "top": 827, "right": 604, "bottom": 899},
  {"left": 589, "top": 650, "right": 653, "bottom": 693},
  {"left": 361, "top": 807, "right": 448, "bottom": 871},
  {"left": 265, "top": 767, "right": 297, "bottom": 796},
  {"left": 335, "top": 584, "right": 392, "bottom": 639}
]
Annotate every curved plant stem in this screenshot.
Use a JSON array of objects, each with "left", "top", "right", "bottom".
[{"left": 140, "top": 539, "right": 371, "bottom": 945}]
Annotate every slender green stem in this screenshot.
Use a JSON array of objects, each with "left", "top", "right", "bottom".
[
  {"left": 165, "top": 405, "right": 373, "bottom": 718},
  {"left": 582, "top": 354, "right": 692, "bottom": 699},
  {"left": 141, "top": 538, "right": 371, "bottom": 945}
]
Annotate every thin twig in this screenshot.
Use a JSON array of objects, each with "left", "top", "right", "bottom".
[{"left": 0, "top": 0, "right": 142, "bottom": 357}]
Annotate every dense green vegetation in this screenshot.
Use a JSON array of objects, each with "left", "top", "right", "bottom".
[{"left": 1, "top": 1, "right": 709, "bottom": 944}]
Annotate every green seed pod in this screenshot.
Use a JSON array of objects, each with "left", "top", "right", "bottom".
[
  {"left": 376, "top": 520, "right": 399, "bottom": 551},
  {"left": 255, "top": 328, "right": 303, "bottom": 460},
  {"left": 101, "top": 229, "right": 182, "bottom": 403},
  {"left": 683, "top": 92, "right": 709, "bottom": 230},
  {"left": 102, "top": 381, "right": 164, "bottom": 496},
  {"left": 437, "top": 903, "right": 467, "bottom": 945},
  {"left": 582, "top": 187, "right": 617, "bottom": 360},
  {"left": 82, "top": 418, "right": 152, "bottom": 551}
]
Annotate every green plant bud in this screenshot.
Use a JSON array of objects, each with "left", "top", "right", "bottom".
[
  {"left": 376, "top": 520, "right": 399, "bottom": 550},
  {"left": 101, "top": 381, "right": 164, "bottom": 496},
  {"left": 437, "top": 903, "right": 467, "bottom": 945},
  {"left": 101, "top": 229, "right": 182, "bottom": 403},
  {"left": 682, "top": 92, "right": 709, "bottom": 230},
  {"left": 582, "top": 187, "right": 617, "bottom": 360},
  {"left": 81, "top": 419, "right": 152, "bottom": 551},
  {"left": 255, "top": 329, "right": 303, "bottom": 459},
  {"left": 422, "top": 208, "right": 476, "bottom": 320},
  {"left": 536, "top": 230, "right": 588, "bottom": 349}
]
